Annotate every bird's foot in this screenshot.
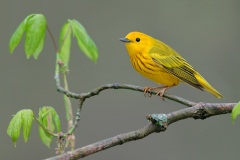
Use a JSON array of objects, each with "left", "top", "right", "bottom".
[
  {"left": 155, "top": 86, "right": 171, "bottom": 101},
  {"left": 144, "top": 86, "right": 153, "bottom": 97},
  {"left": 144, "top": 86, "right": 172, "bottom": 100},
  {"left": 155, "top": 86, "right": 170, "bottom": 97}
]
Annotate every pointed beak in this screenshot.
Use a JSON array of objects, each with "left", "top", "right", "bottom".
[{"left": 119, "top": 37, "right": 131, "bottom": 43}]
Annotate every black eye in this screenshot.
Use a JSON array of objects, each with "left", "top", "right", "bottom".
[{"left": 136, "top": 38, "right": 140, "bottom": 42}]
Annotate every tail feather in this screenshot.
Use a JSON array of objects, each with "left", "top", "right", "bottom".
[{"left": 194, "top": 72, "right": 223, "bottom": 98}]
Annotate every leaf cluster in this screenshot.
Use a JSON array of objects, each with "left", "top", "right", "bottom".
[{"left": 7, "top": 13, "right": 99, "bottom": 148}]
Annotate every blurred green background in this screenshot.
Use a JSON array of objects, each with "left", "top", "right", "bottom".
[{"left": 1, "top": 0, "right": 240, "bottom": 159}]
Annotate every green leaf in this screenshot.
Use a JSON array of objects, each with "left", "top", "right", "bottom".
[
  {"left": 52, "top": 110, "right": 61, "bottom": 132},
  {"left": 9, "top": 14, "right": 47, "bottom": 59},
  {"left": 25, "top": 14, "right": 46, "bottom": 59},
  {"left": 33, "top": 32, "right": 45, "bottom": 59},
  {"left": 70, "top": 19, "right": 98, "bottom": 62},
  {"left": 59, "top": 21, "right": 72, "bottom": 71},
  {"left": 39, "top": 125, "right": 52, "bottom": 148},
  {"left": 231, "top": 101, "right": 240, "bottom": 123},
  {"left": 38, "top": 106, "right": 61, "bottom": 147},
  {"left": 7, "top": 111, "right": 23, "bottom": 147},
  {"left": 9, "top": 20, "right": 26, "bottom": 53},
  {"left": 38, "top": 107, "right": 53, "bottom": 147},
  {"left": 22, "top": 109, "right": 34, "bottom": 142},
  {"left": 7, "top": 109, "right": 34, "bottom": 147}
]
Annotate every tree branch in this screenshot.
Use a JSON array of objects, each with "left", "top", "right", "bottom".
[
  {"left": 44, "top": 102, "right": 235, "bottom": 160},
  {"left": 55, "top": 75, "right": 196, "bottom": 107}
]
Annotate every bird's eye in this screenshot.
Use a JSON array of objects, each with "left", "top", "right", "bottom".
[{"left": 136, "top": 38, "right": 140, "bottom": 42}]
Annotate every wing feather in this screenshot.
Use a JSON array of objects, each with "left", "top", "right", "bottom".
[{"left": 149, "top": 46, "right": 203, "bottom": 90}]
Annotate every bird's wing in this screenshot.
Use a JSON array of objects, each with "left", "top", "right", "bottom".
[{"left": 149, "top": 46, "right": 203, "bottom": 90}]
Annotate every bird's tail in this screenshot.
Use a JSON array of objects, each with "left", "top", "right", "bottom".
[{"left": 194, "top": 72, "right": 223, "bottom": 98}]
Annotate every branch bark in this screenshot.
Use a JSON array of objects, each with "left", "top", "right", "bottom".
[{"left": 45, "top": 102, "right": 235, "bottom": 160}]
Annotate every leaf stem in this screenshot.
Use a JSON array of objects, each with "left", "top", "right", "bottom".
[
  {"left": 46, "top": 25, "right": 59, "bottom": 53},
  {"left": 33, "top": 116, "right": 57, "bottom": 137}
]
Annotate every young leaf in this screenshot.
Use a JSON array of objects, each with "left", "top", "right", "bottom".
[
  {"left": 39, "top": 125, "right": 52, "bottom": 148},
  {"left": 38, "top": 106, "right": 61, "bottom": 147},
  {"left": 52, "top": 109, "right": 61, "bottom": 132},
  {"left": 231, "top": 101, "right": 240, "bottom": 123},
  {"left": 33, "top": 33, "right": 45, "bottom": 59},
  {"left": 22, "top": 109, "right": 34, "bottom": 142},
  {"left": 59, "top": 21, "right": 72, "bottom": 71},
  {"left": 7, "top": 111, "right": 23, "bottom": 147},
  {"left": 38, "top": 106, "right": 53, "bottom": 147},
  {"left": 7, "top": 109, "right": 34, "bottom": 147},
  {"left": 9, "top": 14, "right": 47, "bottom": 59},
  {"left": 70, "top": 19, "right": 98, "bottom": 62},
  {"left": 9, "top": 20, "right": 26, "bottom": 53},
  {"left": 25, "top": 14, "right": 47, "bottom": 59},
  {"left": 9, "top": 14, "right": 35, "bottom": 54}
]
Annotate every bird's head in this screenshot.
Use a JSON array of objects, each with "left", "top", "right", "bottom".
[{"left": 120, "top": 31, "right": 154, "bottom": 56}]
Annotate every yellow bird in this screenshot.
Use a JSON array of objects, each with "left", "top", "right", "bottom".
[{"left": 120, "top": 31, "right": 223, "bottom": 98}]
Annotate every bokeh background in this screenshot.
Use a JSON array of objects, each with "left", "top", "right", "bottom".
[{"left": 1, "top": 1, "right": 240, "bottom": 159}]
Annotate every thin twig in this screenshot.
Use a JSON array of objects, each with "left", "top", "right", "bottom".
[
  {"left": 55, "top": 75, "right": 80, "bottom": 99},
  {"left": 55, "top": 78, "right": 196, "bottom": 107},
  {"left": 66, "top": 102, "right": 82, "bottom": 135}
]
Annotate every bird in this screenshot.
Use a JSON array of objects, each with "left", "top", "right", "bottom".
[{"left": 120, "top": 31, "right": 223, "bottom": 98}]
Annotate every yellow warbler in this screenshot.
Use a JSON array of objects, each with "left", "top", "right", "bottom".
[{"left": 120, "top": 31, "right": 223, "bottom": 98}]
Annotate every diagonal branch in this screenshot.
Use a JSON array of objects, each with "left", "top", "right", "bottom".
[{"left": 44, "top": 102, "right": 235, "bottom": 160}]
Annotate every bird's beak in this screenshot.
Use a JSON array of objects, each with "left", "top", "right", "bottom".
[{"left": 119, "top": 37, "right": 131, "bottom": 43}]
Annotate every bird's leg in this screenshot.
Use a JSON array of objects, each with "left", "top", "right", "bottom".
[
  {"left": 144, "top": 85, "right": 173, "bottom": 98},
  {"left": 155, "top": 86, "right": 172, "bottom": 97}
]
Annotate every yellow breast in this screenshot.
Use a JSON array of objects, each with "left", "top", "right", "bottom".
[{"left": 130, "top": 52, "right": 180, "bottom": 86}]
